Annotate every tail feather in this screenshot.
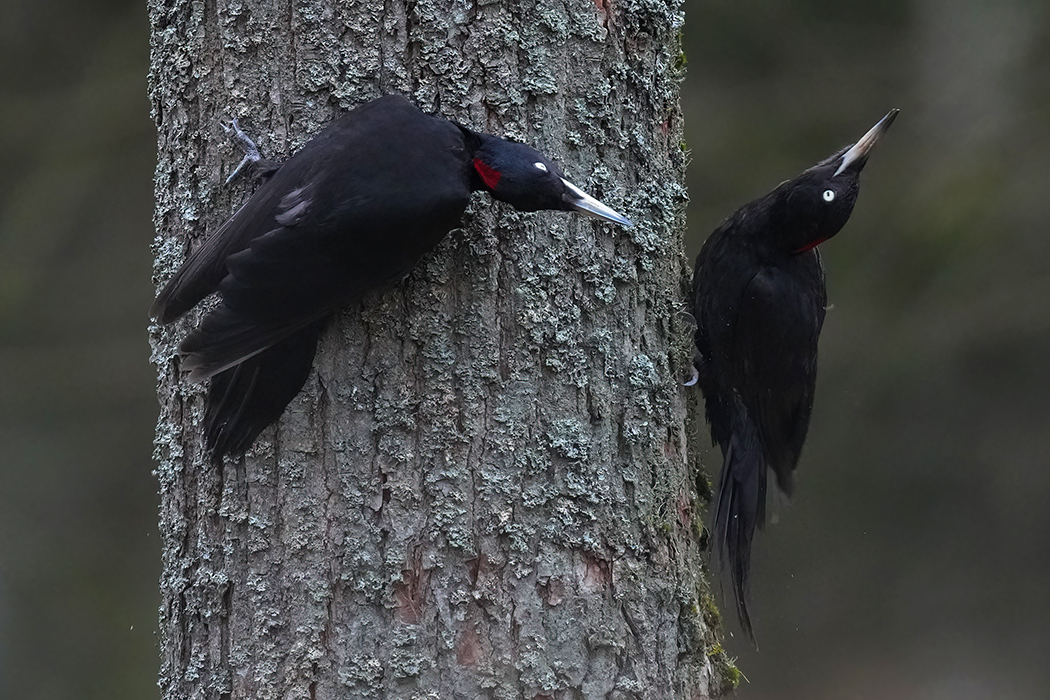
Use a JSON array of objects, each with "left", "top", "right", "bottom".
[
  {"left": 202, "top": 320, "right": 325, "bottom": 460},
  {"left": 712, "top": 400, "right": 767, "bottom": 642},
  {"left": 179, "top": 300, "right": 330, "bottom": 383}
]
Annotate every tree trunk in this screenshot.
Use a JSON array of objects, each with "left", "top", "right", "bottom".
[{"left": 148, "top": 0, "right": 732, "bottom": 697}]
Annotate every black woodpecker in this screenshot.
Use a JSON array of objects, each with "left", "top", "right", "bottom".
[
  {"left": 690, "top": 109, "right": 897, "bottom": 639},
  {"left": 152, "top": 94, "right": 632, "bottom": 460}
]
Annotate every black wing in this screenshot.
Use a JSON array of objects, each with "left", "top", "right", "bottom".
[
  {"left": 150, "top": 177, "right": 291, "bottom": 324},
  {"left": 691, "top": 220, "right": 751, "bottom": 450},
  {"left": 153, "top": 95, "right": 473, "bottom": 381},
  {"left": 728, "top": 253, "right": 826, "bottom": 493}
]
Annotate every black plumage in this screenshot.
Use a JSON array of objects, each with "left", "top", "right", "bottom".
[
  {"left": 690, "top": 110, "right": 897, "bottom": 639},
  {"left": 152, "top": 94, "right": 631, "bottom": 459}
]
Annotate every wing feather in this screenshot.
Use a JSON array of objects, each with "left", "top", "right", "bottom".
[{"left": 729, "top": 258, "right": 825, "bottom": 492}]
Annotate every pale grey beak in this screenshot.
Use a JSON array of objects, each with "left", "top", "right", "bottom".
[
  {"left": 833, "top": 109, "right": 899, "bottom": 177},
  {"left": 561, "top": 178, "right": 633, "bottom": 226}
]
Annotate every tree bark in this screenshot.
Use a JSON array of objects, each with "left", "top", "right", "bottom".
[{"left": 148, "top": 0, "right": 732, "bottom": 697}]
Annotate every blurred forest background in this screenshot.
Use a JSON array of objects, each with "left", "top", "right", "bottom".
[{"left": 1, "top": 0, "right": 1048, "bottom": 698}]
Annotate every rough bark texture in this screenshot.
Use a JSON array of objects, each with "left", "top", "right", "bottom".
[{"left": 148, "top": 0, "right": 732, "bottom": 697}]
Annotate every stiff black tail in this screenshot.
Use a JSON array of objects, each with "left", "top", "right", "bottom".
[
  {"left": 712, "top": 401, "right": 767, "bottom": 642},
  {"left": 202, "top": 320, "right": 325, "bottom": 461}
]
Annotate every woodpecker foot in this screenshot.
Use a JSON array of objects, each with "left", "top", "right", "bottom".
[
  {"left": 221, "top": 118, "right": 280, "bottom": 184},
  {"left": 221, "top": 118, "right": 261, "bottom": 184},
  {"left": 684, "top": 354, "right": 705, "bottom": 387}
]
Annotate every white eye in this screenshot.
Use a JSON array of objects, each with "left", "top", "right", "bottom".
[
  {"left": 534, "top": 162, "right": 548, "bottom": 172},
  {"left": 823, "top": 189, "right": 836, "bottom": 202}
]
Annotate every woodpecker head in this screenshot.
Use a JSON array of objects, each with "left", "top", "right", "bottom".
[
  {"left": 766, "top": 109, "right": 898, "bottom": 254},
  {"left": 470, "top": 134, "right": 632, "bottom": 226}
]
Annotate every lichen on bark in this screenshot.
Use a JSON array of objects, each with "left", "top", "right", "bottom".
[{"left": 149, "top": 0, "right": 727, "bottom": 697}]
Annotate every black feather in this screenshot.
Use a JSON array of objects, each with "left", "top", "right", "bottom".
[
  {"left": 690, "top": 110, "right": 896, "bottom": 640},
  {"left": 203, "top": 320, "right": 324, "bottom": 460},
  {"left": 152, "top": 94, "right": 632, "bottom": 460}
]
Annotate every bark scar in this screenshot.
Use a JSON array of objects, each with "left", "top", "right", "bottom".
[
  {"left": 456, "top": 622, "right": 482, "bottom": 666},
  {"left": 394, "top": 546, "right": 429, "bottom": 623},
  {"left": 594, "top": 0, "right": 614, "bottom": 33}
]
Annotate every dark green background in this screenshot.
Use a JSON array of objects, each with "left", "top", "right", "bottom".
[{"left": 2, "top": 1, "right": 1048, "bottom": 697}]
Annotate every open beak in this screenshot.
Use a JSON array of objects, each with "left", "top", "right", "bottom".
[
  {"left": 561, "top": 178, "right": 633, "bottom": 226},
  {"left": 833, "top": 109, "right": 899, "bottom": 177}
]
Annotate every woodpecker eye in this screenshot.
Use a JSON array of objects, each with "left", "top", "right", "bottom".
[
  {"left": 823, "top": 189, "right": 836, "bottom": 202},
  {"left": 534, "top": 162, "right": 548, "bottom": 172}
]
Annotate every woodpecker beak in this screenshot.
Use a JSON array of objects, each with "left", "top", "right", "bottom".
[
  {"left": 833, "top": 109, "right": 899, "bottom": 177},
  {"left": 561, "top": 178, "right": 633, "bottom": 226}
]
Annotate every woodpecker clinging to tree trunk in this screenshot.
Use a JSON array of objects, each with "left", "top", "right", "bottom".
[
  {"left": 151, "top": 94, "right": 632, "bottom": 460},
  {"left": 690, "top": 109, "right": 897, "bottom": 639}
]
